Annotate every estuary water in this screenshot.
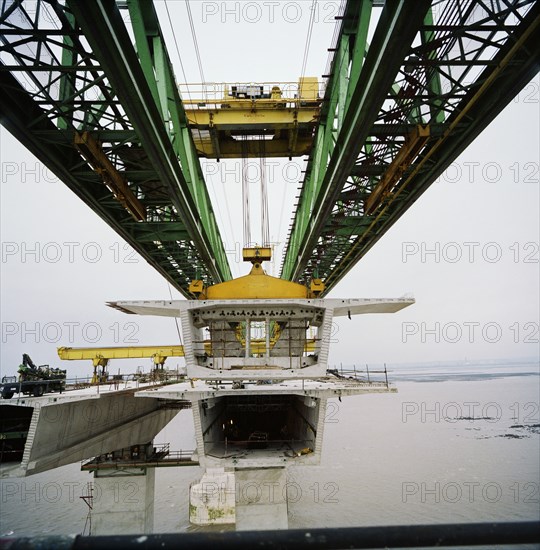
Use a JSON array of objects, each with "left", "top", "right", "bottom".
[{"left": 1, "top": 360, "right": 539, "bottom": 536}]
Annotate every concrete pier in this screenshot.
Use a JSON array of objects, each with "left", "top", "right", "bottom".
[
  {"left": 188, "top": 466, "right": 289, "bottom": 529},
  {"left": 235, "top": 467, "right": 288, "bottom": 530},
  {"left": 91, "top": 467, "right": 156, "bottom": 534},
  {"left": 189, "top": 468, "right": 235, "bottom": 525}
]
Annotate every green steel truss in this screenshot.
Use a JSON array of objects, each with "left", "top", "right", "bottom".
[
  {"left": 0, "top": 0, "right": 231, "bottom": 297},
  {"left": 281, "top": 0, "right": 539, "bottom": 292},
  {"left": 1, "top": 0, "right": 538, "bottom": 297}
]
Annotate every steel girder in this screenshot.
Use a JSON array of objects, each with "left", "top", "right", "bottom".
[
  {"left": 0, "top": 0, "right": 231, "bottom": 296},
  {"left": 280, "top": 0, "right": 539, "bottom": 293},
  {"left": 280, "top": 0, "right": 432, "bottom": 282}
]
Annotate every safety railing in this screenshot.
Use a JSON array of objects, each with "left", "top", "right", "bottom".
[
  {"left": 179, "top": 81, "right": 325, "bottom": 110},
  {"left": 327, "top": 364, "right": 390, "bottom": 387}
]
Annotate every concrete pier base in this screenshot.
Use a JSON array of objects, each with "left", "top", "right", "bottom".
[
  {"left": 235, "top": 467, "right": 288, "bottom": 531},
  {"left": 91, "top": 467, "right": 155, "bottom": 535},
  {"left": 189, "top": 467, "right": 235, "bottom": 525}
]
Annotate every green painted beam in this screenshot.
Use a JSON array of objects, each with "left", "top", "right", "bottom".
[
  {"left": 0, "top": 0, "right": 231, "bottom": 296},
  {"left": 67, "top": 0, "right": 231, "bottom": 283},
  {"left": 0, "top": 69, "right": 198, "bottom": 294},
  {"left": 322, "top": 3, "right": 540, "bottom": 293},
  {"left": 282, "top": 0, "right": 372, "bottom": 281},
  {"left": 282, "top": 0, "right": 430, "bottom": 281},
  {"left": 286, "top": 0, "right": 538, "bottom": 293},
  {"left": 57, "top": 11, "right": 76, "bottom": 130},
  {"left": 126, "top": 0, "right": 231, "bottom": 282},
  {"left": 281, "top": 0, "right": 538, "bottom": 292}
]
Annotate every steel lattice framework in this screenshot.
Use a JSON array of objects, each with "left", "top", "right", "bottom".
[
  {"left": 0, "top": 0, "right": 232, "bottom": 297},
  {"left": 0, "top": 0, "right": 538, "bottom": 296},
  {"left": 280, "top": 0, "right": 539, "bottom": 292}
]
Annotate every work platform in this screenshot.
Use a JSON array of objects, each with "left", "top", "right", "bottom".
[
  {"left": 81, "top": 443, "right": 198, "bottom": 471},
  {"left": 181, "top": 79, "right": 322, "bottom": 159}
]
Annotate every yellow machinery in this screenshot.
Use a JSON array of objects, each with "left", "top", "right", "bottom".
[
  {"left": 58, "top": 249, "right": 320, "bottom": 382},
  {"left": 180, "top": 78, "right": 322, "bottom": 158},
  {"left": 189, "top": 247, "right": 324, "bottom": 301},
  {"left": 57, "top": 345, "right": 186, "bottom": 384}
]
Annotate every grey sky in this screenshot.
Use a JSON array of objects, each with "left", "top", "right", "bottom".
[{"left": 1, "top": 1, "right": 538, "bottom": 378}]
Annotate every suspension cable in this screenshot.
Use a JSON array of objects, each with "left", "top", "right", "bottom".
[
  {"left": 164, "top": 1, "right": 206, "bottom": 156},
  {"left": 185, "top": 0, "right": 206, "bottom": 84},
  {"left": 300, "top": 0, "right": 318, "bottom": 83},
  {"left": 241, "top": 136, "right": 251, "bottom": 247},
  {"left": 259, "top": 136, "right": 270, "bottom": 247}
]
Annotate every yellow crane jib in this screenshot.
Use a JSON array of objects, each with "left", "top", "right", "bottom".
[
  {"left": 57, "top": 345, "right": 186, "bottom": 384},
  {"left": 58, "top": 345, "right": 186, "bottom": 363}
]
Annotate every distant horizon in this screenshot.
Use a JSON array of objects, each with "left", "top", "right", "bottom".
[{"left": 330, "top": 356, "right": 540, "bottom": 368}]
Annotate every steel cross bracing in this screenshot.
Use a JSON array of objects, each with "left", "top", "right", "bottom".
[
  {"left": 280, "top": 0, "right": 539, "bottom": 292},
  {"left": 0, "top": 0, "right": 232, "bottom": 297}
]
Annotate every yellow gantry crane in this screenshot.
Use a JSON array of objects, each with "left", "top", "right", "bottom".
[
  {"left": 181, "top": 78, "right": 321, "bottom": 159},
  {"left": 58, "top": 339, "right": 317, "bottom": 384},
  {"left": 57, "top": 345, "right": 186, "bottom": 384}
]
